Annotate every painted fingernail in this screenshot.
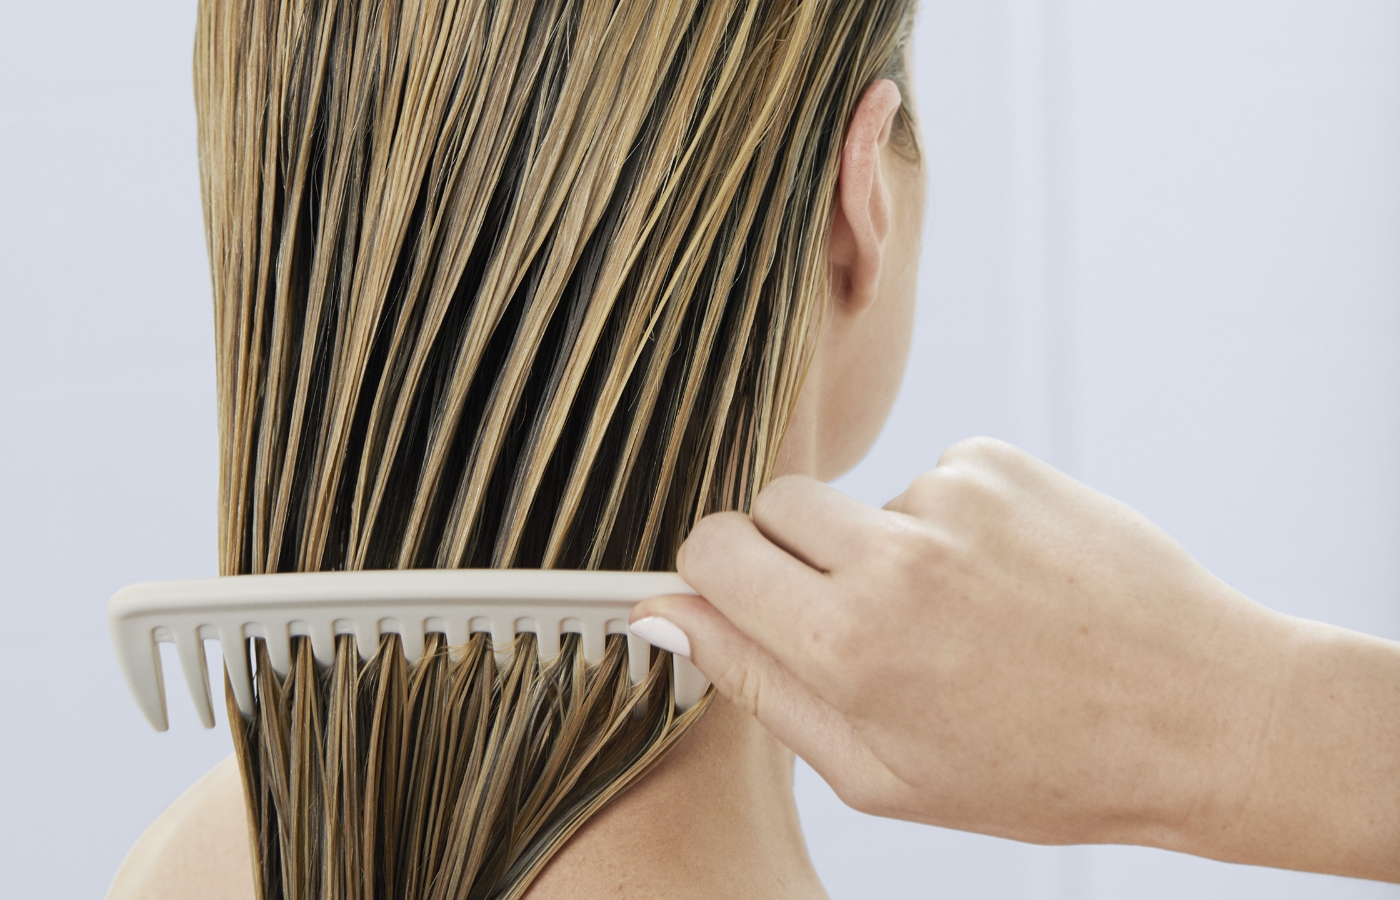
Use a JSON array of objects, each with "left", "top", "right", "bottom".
[{"left": 629, "top": 616, "right": 691, "bottom": 658}]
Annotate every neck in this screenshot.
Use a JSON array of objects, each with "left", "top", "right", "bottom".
[
  {"left": 525, "top": 410, "right": 828, "bottom": 899},
  {"left": 523, "top": 698, "right": 827, "bottom": 899}
]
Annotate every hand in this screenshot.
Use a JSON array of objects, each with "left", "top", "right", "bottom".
[{"left": 630, "top": 438, "right": 1400, "bottom": 882}]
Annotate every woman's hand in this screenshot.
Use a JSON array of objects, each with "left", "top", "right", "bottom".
[{"left": 630, "top": 438, "right": 1400, "bottom": 883}]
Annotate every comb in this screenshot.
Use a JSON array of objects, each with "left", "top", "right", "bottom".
[{"left": 108, "top": 569, "right": 708, "bottom": 731}]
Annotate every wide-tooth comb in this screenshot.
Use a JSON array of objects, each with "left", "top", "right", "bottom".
[{"left": 108, "top": 569, "right": 708, "bottom": 731}]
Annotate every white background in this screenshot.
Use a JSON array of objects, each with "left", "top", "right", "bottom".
[{"left": 0, "top": 1, "right": 1395, "bottom": 898}]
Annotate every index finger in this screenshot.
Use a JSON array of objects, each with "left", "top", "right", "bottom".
[{"left": 677, "top": 510, "right": 845, "bottom": 691}]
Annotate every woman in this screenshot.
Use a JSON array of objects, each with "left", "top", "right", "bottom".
[{"left": 108, "top": 1, "right": 927, "bottom": 897}]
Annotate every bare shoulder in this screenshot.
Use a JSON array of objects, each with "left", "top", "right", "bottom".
[{"left": 107, "top": 755, "right": 257, "bottom": 900}]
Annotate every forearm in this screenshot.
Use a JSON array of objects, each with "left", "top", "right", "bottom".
[{"left": 1181, "top": 616, "right": 1400, "bottom": 883}]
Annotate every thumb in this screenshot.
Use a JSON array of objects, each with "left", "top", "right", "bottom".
[{"left": 629, "top": 593, "right": 871, "bottom": 782}]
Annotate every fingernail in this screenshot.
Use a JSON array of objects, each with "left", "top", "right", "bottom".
[{"left": 629, "top": 616, "right": 691, "bottom": 658}]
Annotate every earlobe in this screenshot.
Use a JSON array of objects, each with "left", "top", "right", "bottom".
[{"left": 830, "top": 79, "right": 903, "bottom": 316}]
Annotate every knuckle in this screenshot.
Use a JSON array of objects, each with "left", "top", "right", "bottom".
[
  {"left": 907, "top": 469, "right": 942, "bottom": 501},
  {"left": 828, "top": 766, "right": 902, "bottom": 819},
  {"left": 903, "top": 463, "right": 1008, "bottom": 526},
  {"left": 827, "top": 773, "right": 871, "bottom": 812},
  {"left": 752, "top": 474, "right": 814, "bottom": 524},
  {"left": 939, "top": 467, "right": 985, "bottom": 506},
  {"left": 838, "top": 782, "right": 888, "bottom": 818},
  {"left": 938, "top": 435, "right": 1012, "bottom": 470},
  {"left": 890, "top": 470, "right": 945, "bottom": 515},
  {"left": 681, "top": 512, "right": 742, "bottom": 561},
  {"left": 901, "top": 464, "right": 981, "bottom": 507}
]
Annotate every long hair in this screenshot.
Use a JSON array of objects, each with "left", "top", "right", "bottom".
[{"left": 194, "top": 0, "right": 917, "bottom": 897}]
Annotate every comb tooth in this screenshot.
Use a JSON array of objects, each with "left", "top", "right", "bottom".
[
  {"left": 490, "top": 622, "right": 511, "bottom": 659},
  {"left": 309, "top": 619, "right": 337, "bottom": 667},
  {"left": 399, "top": 620, "right": 425, "bottom": 664},
  {"left": 444, "top": 617, "right": 468, "bottom": 648},
  {"left": 535, "top": 621, "right": 560, "bottom": 660},
  {"left": 108, "top": 587, "right": 169, "bottom": 731},
  {"left": 264, "top": 622, "right": 292, "bottom": 676},
  {"left": 175, "top": 628, "right": 215, "bottom": 729},
  {"left": 220, "top": 625, "right": 255, "bottom": 717},
  {"left": 120, "top": 627, "right": 169, "bottom": 732},
  {"left": 673, "top": 655, "right": 707, "bottom": 710},
  {"left": 627, "top": 633, "right": 649, "bottom": 686},
  {"left": 582, "top": 624, "right": 606, "bottom": 665},
  {"left": 353, "top": 618, "right": 379, "bottom": 661}
]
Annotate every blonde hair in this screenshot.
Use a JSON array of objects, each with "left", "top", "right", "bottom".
[{"left": 195, "top": 0, "right": 916, "bottom": 897}]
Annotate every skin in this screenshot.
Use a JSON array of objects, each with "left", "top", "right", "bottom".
[
  {"left": 106, "top": 759, "right": 254, "bottom": 900},
  {"left": 634, "top": 451, "right": 1400, "bottom": 878},
  {"left": 106, "top": 75, "right": 927, "bottom": 900}
]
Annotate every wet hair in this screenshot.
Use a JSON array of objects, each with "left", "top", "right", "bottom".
[{"left": 194, "top": 0, "right": 917, "bottom": 896}]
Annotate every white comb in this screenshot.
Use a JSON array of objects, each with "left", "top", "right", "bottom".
[{"left": 108, "top": 569, "right": 708, "bottom": 732}]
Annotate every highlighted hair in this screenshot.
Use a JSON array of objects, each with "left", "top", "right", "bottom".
[{"left": 194, "top": 0, "right": 915, "bottom": 896}]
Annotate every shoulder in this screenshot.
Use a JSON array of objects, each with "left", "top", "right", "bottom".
[{"left": 106, "top": 755, "right": 257, "bottom": 900}]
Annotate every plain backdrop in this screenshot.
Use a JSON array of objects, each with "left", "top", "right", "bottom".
[{"left": 0, "top": 1, "right": 1396, "bottom": 898}]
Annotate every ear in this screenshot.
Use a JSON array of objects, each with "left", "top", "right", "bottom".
[{"left": 830, "top": 79, "right": 903, "bottom": 316}]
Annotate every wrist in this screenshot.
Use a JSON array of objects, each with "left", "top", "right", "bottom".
[
  {"left": 1147, "top": 593, "right": 1299, "bottom": 862},
  {"left": 1174, "top": 611, "right": 1400, "bottom": 882},
  {"left": 1264, "top": 618, "right": 1400, "bottom": 881}
]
